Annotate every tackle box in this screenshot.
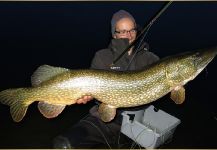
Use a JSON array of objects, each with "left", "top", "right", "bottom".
[{"left": 121, "top": 105, "right": 181, "bottom": 148}]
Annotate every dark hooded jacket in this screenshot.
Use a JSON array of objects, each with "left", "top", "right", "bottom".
[{"left": 90, "top": 38, "right": 159, "bottom": 71}]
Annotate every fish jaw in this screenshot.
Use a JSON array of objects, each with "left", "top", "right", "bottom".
[{"left": 191, "top": 47, "right": 217, "bottom": 78}]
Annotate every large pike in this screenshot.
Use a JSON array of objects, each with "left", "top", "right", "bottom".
[{"left": 0, "top": 47, "right": 216, "bottom": 122}]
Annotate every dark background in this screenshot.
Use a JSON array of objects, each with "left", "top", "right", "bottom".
[{"left": 0, "top": 1, "right": 216, "bottom": 148}]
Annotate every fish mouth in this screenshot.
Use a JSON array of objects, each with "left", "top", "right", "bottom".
[{"left": 193, "top": 46, "right": 217, "bottom": 74}]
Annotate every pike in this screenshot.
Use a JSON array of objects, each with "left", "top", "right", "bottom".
[{"left": 0, "top": 47, "right": 216, "bottom": 122}]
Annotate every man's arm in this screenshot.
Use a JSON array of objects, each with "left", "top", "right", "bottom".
[{"left": 76, "top": 95, "right": 93, "bottom": 104}]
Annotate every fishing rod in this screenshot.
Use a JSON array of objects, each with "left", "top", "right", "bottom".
[{"left": 110, "top": 1, "right": 173, "bottom": 67}]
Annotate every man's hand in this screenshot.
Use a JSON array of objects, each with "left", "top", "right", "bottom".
[{"left": 76, "top": 96, "right": 93, "bottom": 104}]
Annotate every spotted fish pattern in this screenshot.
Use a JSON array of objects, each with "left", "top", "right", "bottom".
[{"left": 0, "top": 47, "right": 216, "bottom": 122}]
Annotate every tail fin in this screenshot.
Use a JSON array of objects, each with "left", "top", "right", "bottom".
[{"left": 0, "top": 88, "right": 32, "bottom": 122}]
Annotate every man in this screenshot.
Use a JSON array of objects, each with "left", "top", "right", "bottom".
[{"left": 53, "top": 10, "right": 159, "bottom": 148}]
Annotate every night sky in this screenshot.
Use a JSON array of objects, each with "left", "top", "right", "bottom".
[{"left": 0, "top": 1, "right": 216, "bottom": 148}]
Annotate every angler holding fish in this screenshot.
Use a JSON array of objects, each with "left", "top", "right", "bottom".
[
  {"left": 52, "top": 9, "right": 160, "bottom": 149},
  {"left": 0, "top": 9, "right": 217, "bottom": 149},
  {"left": 52, "top": 10, "right": 160, "bottom": 149}
]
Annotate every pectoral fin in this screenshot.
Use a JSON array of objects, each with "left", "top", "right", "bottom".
[
  {"left": 38, "top": 101, "right": 65, "bottom": 118},
  {"left": 98, "top": 103, "right": 116, "bottom": 122},
  {"left": 170, "top": 86, "right": 185, "bottom": 104}
]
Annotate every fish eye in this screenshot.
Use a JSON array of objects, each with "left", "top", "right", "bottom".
[
  {"left": 193, "top": 52, "right": 202, "bottom": 66},
  {"left": 195, "top": 52, "right": 201, "bottom": 57}
]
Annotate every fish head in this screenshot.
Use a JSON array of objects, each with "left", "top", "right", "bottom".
[
  {"left": 191, "top": 47, "right": 217, "bottom": 76},
  {"left": 165, "top": 46, "right": 217, "bottom": 85}
]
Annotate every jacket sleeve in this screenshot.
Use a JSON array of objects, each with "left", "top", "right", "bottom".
[
  {"left": 90, "top": 52, "right": 101, "bottom": 69},
  {"left": 90, "top": 51, "right": 108, "bottom": 70}
]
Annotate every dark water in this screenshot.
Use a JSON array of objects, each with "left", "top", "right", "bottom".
[{"left": 0, "top": 1, "right": 216, "bottom": 148}]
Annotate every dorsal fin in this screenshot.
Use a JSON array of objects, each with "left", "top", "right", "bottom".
[{"left": 31, "top": 65, "right": 69, "bottom": 87}]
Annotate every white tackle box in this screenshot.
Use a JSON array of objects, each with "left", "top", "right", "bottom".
[{"left": 121, "top": 105, "right": 181, "bottom": 148}]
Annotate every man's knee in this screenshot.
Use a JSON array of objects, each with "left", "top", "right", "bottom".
[
  {"left": 52, "top": 115, "right": 105, "bottom": 148},
  {"left": 52, "top": 123, "right": 89, "bottom": 148}
]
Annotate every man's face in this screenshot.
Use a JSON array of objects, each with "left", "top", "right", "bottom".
[{"left": 113, "top": 18, "right": 137, "bottom": 44}]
